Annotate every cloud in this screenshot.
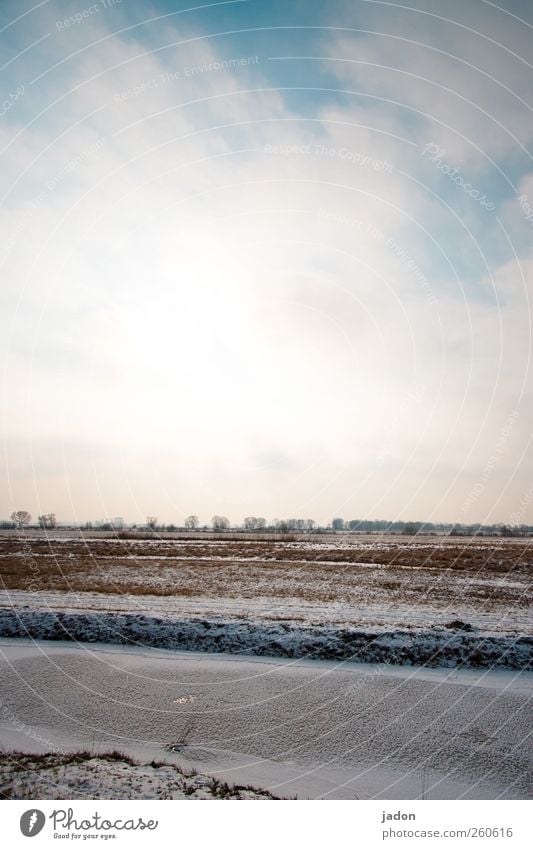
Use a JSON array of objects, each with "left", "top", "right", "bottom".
[
  {"left": 323, "top": 0, "right": 533, "bottom": 165},
  {"left": 0, "top": 0, "right": 532, "bottom": 524}
]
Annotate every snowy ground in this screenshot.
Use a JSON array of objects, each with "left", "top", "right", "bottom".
[
  {"left": 0, "top": 750, "right": 279, "bottom": 799},
  {"left": 0, "top": 600, "right": 530, "bottom": 668},
  {"left": 1, "top": 534, "right": 529, "bottom": 636},
  {"left": 0, "top": 535, "right": 530, "bottom": 798},
  {"left": 1, "top": 585, "right": 530, "bottom": 635},
  {"left": 0, "top": 639, "right": 531, "bottom": 800},
  {"left": 0, "top": 534, "right": 530, "bottom": 668}
]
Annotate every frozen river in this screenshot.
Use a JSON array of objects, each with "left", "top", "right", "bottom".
[{"left": 0, "top": 638, "right": 531, "bottom": 800}]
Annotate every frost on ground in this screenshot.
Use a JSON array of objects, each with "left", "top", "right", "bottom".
[
  {"left": 1, "top": 534, "right": 530, "bottom": 801},
  {"left": 0, "top": 606, "right": 530, "bottom": 668},
  {"left": 0, "top": 534, "right": 531, "bottom": 669},
  {"left": 0, "top": 751, "right": 280, "bottom": 799}
]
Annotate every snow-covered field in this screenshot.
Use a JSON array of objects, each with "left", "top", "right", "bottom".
[
  {"left": 0, "top": 534, "right": 531, "bottom": 798},
  {"left": 0, "top": 639, "right": 531, "bottom": 800},
  {"left": 0, "top": 533, "right": 531, "bottom": 668}
]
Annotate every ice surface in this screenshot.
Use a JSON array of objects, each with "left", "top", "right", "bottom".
[{"left": 0, "top": 639, "right": 531, "bottom": 800}]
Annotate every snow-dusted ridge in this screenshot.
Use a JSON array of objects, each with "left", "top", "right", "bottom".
[{"left": 0, "top": 607, "right": 530, "bottom": 669}]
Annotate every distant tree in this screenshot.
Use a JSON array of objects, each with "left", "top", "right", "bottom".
[
  {"left": 332, "top": 517, "right": 345, "bottom": 531},
  {"left": 243, "top": 516, "right": 266, "bottom": 531},
  {"left": 38, "top": 513, "right": 57, "bottom": 529},
  {"left": 305, "top": 519, "right": 316, "bottom": 531},
  {"left": 185, "top": 515, "right": 199, "bottom": 530},
  {"left": 146, "top": 516, "right": 158, "bottom": 530},
  {"left": 212, "top": 515, "right": 229, "bottom": 531},
  {"left": 10, "top": 510, "right": 32, "bottom": 529}
]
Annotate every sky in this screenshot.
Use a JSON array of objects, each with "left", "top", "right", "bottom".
[{"left": 0, "top": 0, "right": 532, "bottom": 526}]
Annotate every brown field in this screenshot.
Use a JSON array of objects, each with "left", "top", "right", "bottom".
[{"left": 0, "top": 533, "right": 531, "bottom": 633}]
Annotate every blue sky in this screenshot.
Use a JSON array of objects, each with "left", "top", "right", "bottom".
[{"left": 1, "top": 0, "right": 532, "bottom": 524}]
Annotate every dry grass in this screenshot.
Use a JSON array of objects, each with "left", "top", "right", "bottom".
[{"left": 0, "top": 535, "right": 530, "bottom": 608}]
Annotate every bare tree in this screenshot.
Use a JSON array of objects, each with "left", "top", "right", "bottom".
[
  {"left": 10, "top": 510, "right": 32, "bottom": 529},
  {"left": 244, "top": 516, "right": 266, "bottom": 531},
  {"left": 211, "top": 515, "right": 229, "bottom": 531},
  {"left": 38, "top": 513, "right": 57, "bottom": 529},
  {"left": 332, "top": 517, "right": 345, "bottom": 531},
  {"left": 146, "top": 516, "right": 158, "bottom": 530},
  {"left": 185, "top": 515, "right": 199, "bottom": 530}
]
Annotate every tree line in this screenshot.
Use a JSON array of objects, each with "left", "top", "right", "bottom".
[
  {"left": 2, "top": 510, "right": 532, "bottom": 536},
  {"left": 4, "top": 511, "right": 57, "bottom": 529}
]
